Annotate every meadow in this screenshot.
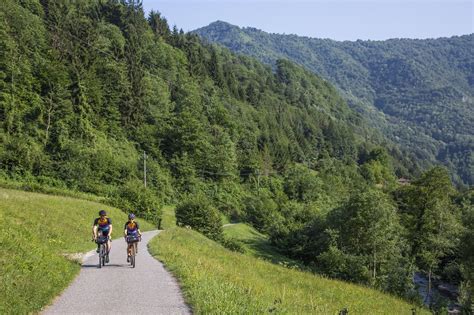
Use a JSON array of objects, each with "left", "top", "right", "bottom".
[
  {"left": 149, "top": 227, "right": 429, "bottom": 314},
  {"left": 0, "top": 188, "right": 155, "bottom": 314}
]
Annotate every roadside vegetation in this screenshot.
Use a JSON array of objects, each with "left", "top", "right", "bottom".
[
  {"left": 0, "top": 188, "right": 155, "bottom": 314},
  {"left": 150, "top": 227, "right": 429, "bottom": 314}
]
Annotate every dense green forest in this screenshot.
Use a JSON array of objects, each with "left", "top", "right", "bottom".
[
  {"left": 0, "top": 1, "right": 472, "bottom": 312},
  {"left": 194, "top": 21, "right": 474, "bottom": 186}
]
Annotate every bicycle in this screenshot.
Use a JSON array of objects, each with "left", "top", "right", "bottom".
[
  {"left": 126, "top": 234, "right": 141, "bottom": 268},
  {"left": 94, "top": 232, "right": 109, "bottom": 268}
]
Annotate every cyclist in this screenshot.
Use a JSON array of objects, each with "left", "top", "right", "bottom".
[
  {"left": 124, "top": 213, "right": 142, "bottom": 262},
  {"left": 92, "top": 210, "right": 113, "bottom": 262}
]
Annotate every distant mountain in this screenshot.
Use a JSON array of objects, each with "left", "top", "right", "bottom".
[{"left": 194, "top": 21, "right": 474, "bottom": 186}]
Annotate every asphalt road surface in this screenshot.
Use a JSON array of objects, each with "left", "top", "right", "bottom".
[{"left": 43, "top": 230, "right": 190, "bottom": 314}]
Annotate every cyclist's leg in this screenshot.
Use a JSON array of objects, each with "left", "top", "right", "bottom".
[
  {"left": 127, "top": 240, "right": 133, "bottom": 262},
  {"left": 103, "top": 230, "right": 111, "bottom": 254},
  {"left": 96, "top": 230, "right": 103, "bottom": 252}
]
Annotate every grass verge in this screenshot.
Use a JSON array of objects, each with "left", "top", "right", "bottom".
[
  {"left": 149, "top": 227, "right": 429, "bottom": 314},
  {"left": 0, "top": 188, "right": 155, "bottom": 314}
]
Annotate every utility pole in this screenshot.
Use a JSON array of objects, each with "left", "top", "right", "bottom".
[{"left": 143, "top": 151, "right": 147, "bottom": 188}]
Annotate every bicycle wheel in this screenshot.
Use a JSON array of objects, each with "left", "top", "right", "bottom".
[
  {"left": 130, "top": 243, "right": 136, "bottom": 268},
  {"left": 99, "top": 244, "right": 105, "bottom": 268}
]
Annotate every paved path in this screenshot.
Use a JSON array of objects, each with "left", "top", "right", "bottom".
[
  {"left": 222, "top": 223, "right": 238, "bottom": 227},
  {"left": 43, "top": 231, "right": 190, "bottom": 315}
]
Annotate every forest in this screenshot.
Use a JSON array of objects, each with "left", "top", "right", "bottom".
[
  {"left": 0, "top": 0, "right": 472, "bottom": 312},
  {"left": 195, "top": 21, "right": 474, "bottom": 187}
]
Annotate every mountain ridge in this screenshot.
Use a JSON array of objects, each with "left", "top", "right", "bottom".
[
  {"left": 194, "top": 21, "right": 474, "bottom": 186},
  {"left": 201, "top": 20, "right": 473, "bottom": 42}
]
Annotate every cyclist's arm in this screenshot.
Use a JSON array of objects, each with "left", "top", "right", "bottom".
[
  {"left": 92, "top": 218, "right": 98, "bottom": 239},
  {"left": 109, "top": 224, "right": 113, "bottom": 239},
  {"left": 137, "top": 222, "right": 142, "bottom": 236}
]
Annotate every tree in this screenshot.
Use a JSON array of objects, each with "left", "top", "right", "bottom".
[
  {"left": 208, "top": 46, "right": 224, "bottom": 87},
  {"left": 175, "top": 194, "right": 223, "bottom": 241},
  {"left": 397, "top": 167, "right": 462, "bottom": 304},
  {"left": 320, "top": 189, "right": 405, "bottom": 290},
  {"left": 147, "top": 10, "right": 170, "bottom": 40},
  {"left": 455, "top": 190, "right": 473, "bottom": 313},
  {"left": 360, "top": 147, "right": 396, "bottom": 188},
  {"left": 283, "top": 163, "right": 322, "bottom": 202}
]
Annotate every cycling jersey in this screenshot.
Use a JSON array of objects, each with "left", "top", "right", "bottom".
[
  {"left": 94, "top": 217, "right": 112, "bottom": 235},
  {"left": 124, "top": 220, "right": 140, "bottom": 235}
]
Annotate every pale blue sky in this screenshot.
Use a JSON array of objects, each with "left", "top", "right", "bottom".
[{"left": 142, "top": 0, "right": 473, "bottom": 41}]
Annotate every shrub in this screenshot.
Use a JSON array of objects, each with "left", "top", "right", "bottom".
[
  {"left": 243, "top": 191, "right": 278, "bottom": 233},
  {"left": 210, "top": 182, "right": 245, "bottom": 221},
  {"left": 175, "top": 194, "right": 223, "bottom": 241},
  {"left": 111, "top": 179, "right": 162, "bottom": 223},
  {"left": 220, "top": 237, "right": 245, "bottom": 253}
]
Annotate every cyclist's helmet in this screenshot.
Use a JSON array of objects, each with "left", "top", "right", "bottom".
[
  {"left": 99, "top": 210, "right": 107, "bottom": 216},
  {"left": 128, "top": 213, "right": 136, "bottom": 220}
]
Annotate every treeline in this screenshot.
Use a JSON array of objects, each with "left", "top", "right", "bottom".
[
  {"left": 0, "top": 0, "right": 472, "bottom": 312},
  {"left": 195, "top": 21, "right": 474, "bottom": 186}
]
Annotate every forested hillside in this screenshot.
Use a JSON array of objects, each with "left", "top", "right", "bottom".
[
  {"left": 0, "top": 0, "right": 398, "bottom": 213},
  {"left": 1, "top": 1, "right": 472, "bottom": 312},
  {"left": 194, "top": 21, "right": 474, "bottom": 186}
]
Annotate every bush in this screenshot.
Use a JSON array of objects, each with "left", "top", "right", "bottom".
[
  {"left": 175, "top": 194, "right": 223, "bottom": 241},
  {"left": 316, "top": 245, "right": 370, "bottom": 284},
  {"left": 220, "top": 237, "right": 245, "bottom": 253},
  {"left": 111, "top": 179, "right": 162, "bottom": 223},
  {"left": 243, "top": 191, "right": 278, "bottom": 233},
  {"left": 209, "top": 182, "right": 245, "bottom": 221}
]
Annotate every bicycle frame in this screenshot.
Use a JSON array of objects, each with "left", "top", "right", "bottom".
[
  {"left": 96, "top": 231, "right": 109, "bottom": 268},
  {"left": 126, "top": 235, "right": 140, "bottom": 268}
]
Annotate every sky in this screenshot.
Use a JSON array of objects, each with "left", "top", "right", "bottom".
[{"left": 142, "top": 0, "right": 473, "bottom": 41}]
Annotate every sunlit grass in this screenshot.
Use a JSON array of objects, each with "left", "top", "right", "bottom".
[
  {"left": 224, "top": 223, "right": 302, "bottom": 267},
  {"left": 160, "top": 205, "right": 176, "bottom": 229},
  {"left": 0, "top": 188, "right": 155, "bottom": 314},
  {"left": 150, "top": 227, "right": 429, "bottom": 314}
]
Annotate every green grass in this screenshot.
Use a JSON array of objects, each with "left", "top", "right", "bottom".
[
  {"left": 150, "top": 227, "right": 429, "bottom": 314},
  {"left": 160, "top": 205, "right": 176, "bottom": 229},
  {"left": 221, "top": 213, "right": 231, "bottom": 225},
  {"left": 0, "top": 188, "right": 155, "bottom": 314},
  {"left": 0, "top": 176, "right": 107, "bottom": 203},
  {"left": 223, "top": 223, "right": 302, "bottom": 267}
]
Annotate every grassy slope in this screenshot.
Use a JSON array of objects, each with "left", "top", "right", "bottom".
[
  {"left": 150, "top": 228, "right": 429, "bottom": 314},
  {"left": 0, "top": 188, "right": 155, "bottom": 314},
  {"left": 224, "top": 223, "right": 302, "bottom": 268},
  {"left": 161, "top": 205, "right": 177, "bottom": 230}
]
